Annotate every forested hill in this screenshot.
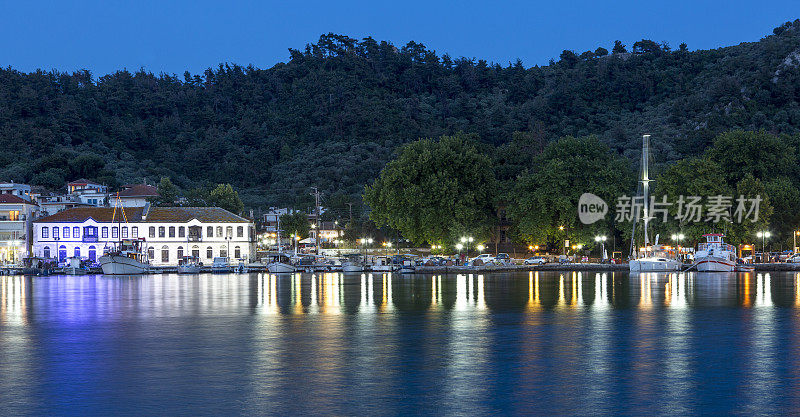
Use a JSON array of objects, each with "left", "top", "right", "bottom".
[{"left": 1, "top": 20, "right": 799, "bottom": 211}]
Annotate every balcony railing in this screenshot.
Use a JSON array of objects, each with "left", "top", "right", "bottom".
[
  {"left": 82, "top": 236, "right": 99, "bottom": 243},
  {"left": 188, "top": 235, "right": 202, "bottom": 242}
]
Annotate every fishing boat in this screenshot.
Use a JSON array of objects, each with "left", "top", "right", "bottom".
[
  {"left": 99, "top": 193, "right": 150, "bottom": 275},
  {"left": 628, "top": 134, "right": 681, "bottom": 272},
  {"left": 695, "top": 234, "right": 736, "bottom": 272},
  {"left": 177, "top": 256, "right": 201, "bottom": 274},
  {"left": 211, "top": 257, "right": 232, "bottom": 273},
  {"left": 341, "top": 254, "right": 364, "bottom": 273},
  {"left": 371, "top": 256, "right": 394, "bottom": 272},
  {"left": 99, "top": 238, "right": 150, "bottom": 275}
]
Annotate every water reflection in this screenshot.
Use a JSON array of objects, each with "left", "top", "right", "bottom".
[{"left": 3, "top": 271, "right": 800, "bottom": 415}]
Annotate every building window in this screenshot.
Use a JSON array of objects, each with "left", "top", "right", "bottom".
[
  {"left": 158, "top": 226, "right": 165, "bottom": 238},
  {"left": 234, "top": 246, "right": 241, "bottom": 259},
  {"left": 220, "top": 246, "right": 227, "bottom": 258},
  {"left": 132, "top": 226, "right": 138, "bottom": 238},
  {"left": 122, "top": 226, "right": 128, "bottom": 238},
  {"left": 178, "top": 226, "right": 185, "bottom": 238},
  {"left": 58, "top": 245, "right": 66, "bottom": 262},
  {"left": 226, "top": 226, "right": 233, "bottom": 238},
  {"left": 177, "top": 246, "right": 184, "bottom": 259},
  {"left": 207, "top": 226, "right": 213, "bottom": 238},
  {"left": 161, "top": 246, "right": 169, "bottom": 263},
  {"left": 169, "top": 226, "right": 175, "bottom": 238},
  {"left": 237, "top": 226, "right": 244, "bottom": 238},
  {"left": 217, "top": 226, "right": 223, "bottom": 237},
  {"left": 192, "top": 245, "right": 199, "bottom": 258},
  {"left": 53, "top": 227, "right": 59, "bottom": 239},
  {"left": 149, "top": 226, "right": 155, "bottom": 238},
  {"left": 102, "top": 227, "right": 108, "bottom": 239},
  {"left": 88, "top": 246, "right": 96, "bottom": 261},
  {"left": 43, "top": 246, "right": 50, "bottom": 258},
  {"left": 206, "top": 246, "right": 213, "bottom": 259},
  {"left": 63, "top": 227, "right": 70, "bottom": 239},
  {"left": 73, "top": 227, "right": 80, "bottom": 238},
  {"left": 112, "top": 227, "right": 119, "bottom": 239},
  {"left": 148, "top": 247, "right": 155, "bottom": 260},
  {"left": 74, "top": 247, "right": 80, "bottom": 258},
  {"left": 42, "top": 227, "right": 49, "bottom": 239},
  {"left": 84, "top": 226, "right": 97, "bottom": 237}
]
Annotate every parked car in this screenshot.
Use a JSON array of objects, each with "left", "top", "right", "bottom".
[
  {"left": 468, "top": 253, "right": 495, "bottom": 266},
  {"left": 524, "top": 256, "right": 547, "bottom": 265},
  {"left": 495, "top": 253, "right": 511, "bottom": 265},
  {"left": 787, "top": 255, "right": 800, "bottom": 263}
]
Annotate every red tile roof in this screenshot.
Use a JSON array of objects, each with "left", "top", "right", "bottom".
[
  {"left": 34, "top": 206, "right": 249, "bottom": 223},
  {"left": 0, "top": 194, "right": 36, "bottom": 205}
]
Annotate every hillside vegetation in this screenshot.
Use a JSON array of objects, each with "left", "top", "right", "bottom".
[{"left": 1, "top": 20, "right": 799, "bottom": 213}]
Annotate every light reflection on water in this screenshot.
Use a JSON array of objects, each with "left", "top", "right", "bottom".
[{"left": 3, "top": 271, "right": 800, "bottom": 415}]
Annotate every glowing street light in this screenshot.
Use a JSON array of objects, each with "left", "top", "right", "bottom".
[
  {"left": 757, "top": 231, "right": 771, "bottom": 261},
  {"left": 476, "top": 244, "right": 485, "bottom": 253},
  {"left": 594, "top": 235, "right": 607, "bottom": 261}
]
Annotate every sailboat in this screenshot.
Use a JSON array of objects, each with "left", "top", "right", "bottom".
[
  {"left": 629, "top": 134, "right": 682, "bottom": 272},
  {"left": 266, "top": 214, "right": 295, "bottom": 273},
  {"left": 98, "top": 193, "right": 150, "bottom": 275}
]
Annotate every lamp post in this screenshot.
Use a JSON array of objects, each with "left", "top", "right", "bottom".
[
  {"left": 671, "top": 233, "right": 685, "bottom": 261},
  {"left": 757, "top": 231, "right": 771, "bottom": 262},
  {"left": 794, "top": 231, "right": 799, "bottom": 254},
  {"left": 594, "top": 235, "right": 607, "bottom": 261}
]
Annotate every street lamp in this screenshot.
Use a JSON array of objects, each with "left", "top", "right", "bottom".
[
  {"left": 794, "top": 230, "right": 800, "bottom": 254},
  {"left": 594, "top": 235, "right": 607, "bottom": 261},
  {"left": 757, "top": 231, "right": 771, "bottom": 261},
  {"left": 671, "top": 233, "right": 685, "bottom": 261},
  {"left": 476, "top": 244, "right": 485, "bottom": 253}
]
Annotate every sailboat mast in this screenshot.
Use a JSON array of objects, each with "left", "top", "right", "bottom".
[
  {"left": 642, "top": 134, "right": 650, "bottom": 246},
  {"left": 276, "top": 212, "right": 282, "bottom": 253}
]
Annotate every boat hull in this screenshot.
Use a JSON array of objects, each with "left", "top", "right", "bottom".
[
  {"left": 696, "top": 256, "right": 735, "bottom": 272},
  {"left": 267, "top": 262, "right": 295, "bottom": 274},
  {"left": 342, "top": 264, "right": 363, "bottom": 273},
  {"left": 99, "top": 255, "right": 149, "bottom": 275},
  {"left": 629, "top": 258, "right": 682, "bottom": 272},
  {"left": 177, "top": 265, "right": 201, "bottom": 274}
]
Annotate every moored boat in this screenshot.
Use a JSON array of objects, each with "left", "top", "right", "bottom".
[
  {"left": 211, "top": 257, "right": 232, "bottom": 273},
  {"left": 695, "top": 233, "right": 736, "bottom": 272},
  {"left": 99, "top": 239, "right": 150, "bottom": 275},
  {"left": 177, "top": 255, "right": 201, "bottom": 274}
]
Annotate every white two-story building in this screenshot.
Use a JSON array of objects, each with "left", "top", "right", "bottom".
[
  {"left": 0, "top": 192, "right": 39, "bottom": 264},
  {"left": 33, "top": 205, "right": 255, "bottom": 266}
]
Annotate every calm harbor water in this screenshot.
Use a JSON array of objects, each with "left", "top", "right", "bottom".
[{"left": 2, "top": 271, "right": 800, "bottom": 415}]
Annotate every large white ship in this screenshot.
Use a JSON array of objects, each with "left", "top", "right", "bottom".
[{"left": 695, "top": 233, "right": 736, "bottom": 272}]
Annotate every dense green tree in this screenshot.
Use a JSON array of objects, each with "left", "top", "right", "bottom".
[
  {"left": 612, "top": 40, "right": 627, "bottom": 54},
  {"left": 280, "top": 211, "right": 310, "bottom": 239},
  {"left": 208, "top": 184, "right": 244, "bottom": 215},
  {"left": 154, "top": 177, "right": 180, "bottom": 206},
  {"left": 707, "top": 130, "right": 797, "bottom": 184},
  {"left": 507, "top": 135, "right": 635, "bottom": 249},
  {"left": 364, "top": 132, "right": 497, "bottom": 245}
]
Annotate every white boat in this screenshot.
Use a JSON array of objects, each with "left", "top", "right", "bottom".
[
  {"left": 399, "top": 258, "right": 416, "bottom": 274},
  {"left": 265, "top": 253, "right": 295, "bottom": 273},
  {"left": 695, "top": 233, "right": 736, "bottom": 272},
  {"left": 371, "top": 256, "right": 394, "bottom": 272},
  {"left": 211, "top": 257, "right": 232, "bottom": 273},
  {"left": 177, "top": 256, "right": 201, "bottom": 274},
  {"left": 99, "top": 239, "right": 150, "bottom": 275},
  {"left": 628, "top": 134, "right": 681, "bottom": 272},
  {"left": 64, "top": 256, "right": 88, "bottom": 275}
]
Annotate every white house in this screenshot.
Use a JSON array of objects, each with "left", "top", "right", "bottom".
[
  {"left": 33, "top": 205, "right": 255, "bottom": 266},
  {"left": 67, "top": 179, "right": 108, "bottom": 207},
  {"left": 0, "top": 193, "right": 39, "bottom": 264},
  {"left": 116, "top": 184, "right": 159, "bottom": 207}
]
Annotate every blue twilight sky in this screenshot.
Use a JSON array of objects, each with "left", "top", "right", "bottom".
[{"left": 0, "top": 0, "right": 796, "bottom": 77}]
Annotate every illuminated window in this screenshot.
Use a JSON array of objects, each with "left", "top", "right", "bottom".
[
  {"left": 42, "top": 227, "right": 49, "bottom": 239},
  {"left": 8, "top": 210, "right": 19, "bottom": 221},
  {"left": 226, "top": 226, "right": 232, "bottom": 238},
  {"left": 216, "top": 226, "right": 222, "bottom": 237}
]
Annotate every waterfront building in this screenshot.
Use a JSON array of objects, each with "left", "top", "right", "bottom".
[
  {"left": 33, "top": 205, "right": 255, "bottom": 266},
  {"left": 0, "top": 192, "right": 39, "bottom": 264},
  {"left": 0, "top": 182, "right": 32, "bottom": 200},
  {"left": 116, "top": 184, "right": 159, "bottom": 207}
]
